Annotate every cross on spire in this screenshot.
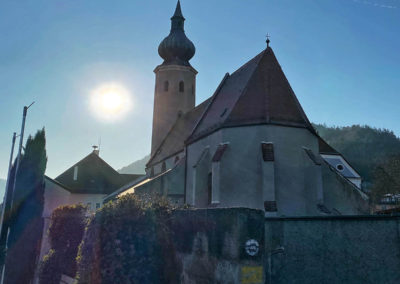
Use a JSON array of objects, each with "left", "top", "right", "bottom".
[{"left": 266, "top": 34, "right": 271, "bottom": 48}]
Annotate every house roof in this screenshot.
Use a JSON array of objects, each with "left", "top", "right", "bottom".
[
  {"left": 147, "top": 98, "right": 211, "bottom": 167},
  {"left": 55, "top": 151, "right": 142, "bottom": 194},
  {"left": 189, "top": 47, "right": 315, "bottom": 142}
]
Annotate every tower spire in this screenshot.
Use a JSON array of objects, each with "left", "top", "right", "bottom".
[
  {"left": 172, "top": 0, "right": 184, "bottom": 19},
  {"left": 158, "top": 0, "right": 195, "bottom": 65}
]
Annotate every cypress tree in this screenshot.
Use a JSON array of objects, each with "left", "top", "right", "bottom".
[{"left": 3, "top": 128, "right": 47, "bottom": 284}]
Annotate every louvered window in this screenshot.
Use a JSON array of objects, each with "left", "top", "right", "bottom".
[{"left": 261, "top": 142, "right": 274, "bottom": 161}]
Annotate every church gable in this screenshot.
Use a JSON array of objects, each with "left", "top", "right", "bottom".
[
  {"left": 188, "top": 47, "right": 315, "bottom": 143},
  {"left": 225, "top": 48, "right": 313, "bottom": 130}
]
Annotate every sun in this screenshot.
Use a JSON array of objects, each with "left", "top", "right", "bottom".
[{"left": 90, "top": 83, "right": 132, "bottom": 121}]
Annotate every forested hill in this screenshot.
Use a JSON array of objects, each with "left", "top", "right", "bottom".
[{"left": 314, "top": 124, "right": 400, "bottom": 184}]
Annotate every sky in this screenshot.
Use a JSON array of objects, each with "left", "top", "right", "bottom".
[{"left": 0, "top": 0, "right": 399, "bottom": 180}]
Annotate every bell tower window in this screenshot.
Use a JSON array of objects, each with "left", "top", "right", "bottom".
[
  {"left": 164, "top": 81, "right": 169, "bottom": 92},
  {"left": 179, "top": 81, "right": 184, "bottom": 92}
]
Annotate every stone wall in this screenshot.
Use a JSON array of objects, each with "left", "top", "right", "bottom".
[
  {"left": 172, "top": 209, "right": 400, "bottom": 284},
  {"left": 265, "top": 215, "right": 400, "bottom": 284},
  {"left": 172, "top": 208, "right": 266, "bottom": 284}
]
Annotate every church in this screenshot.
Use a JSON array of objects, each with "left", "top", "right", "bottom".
[{"left": 107, "top": 1, "right": 369, "bottom": 216}]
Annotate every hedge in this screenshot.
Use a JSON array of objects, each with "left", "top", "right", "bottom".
[
  {"left": 76, "top": 194, "right": 181, "bottom": 284},
  {"left": 39, "top": 204, "right": 87, "bottom": 283}
]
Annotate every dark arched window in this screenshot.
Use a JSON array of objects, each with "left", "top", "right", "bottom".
[
  {"left": 164, "top": 81, "right": 169, "bottom": 92},
  {"left": 179, "top": 81, "right": 184, "bottom": 92}
]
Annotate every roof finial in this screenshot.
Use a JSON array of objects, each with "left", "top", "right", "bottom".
[
  {"left": 266, "top": 33, "right": 271, "bottom": 48},
  {"left": 173, "top": 0, "right": 184, "bottom": 19}
]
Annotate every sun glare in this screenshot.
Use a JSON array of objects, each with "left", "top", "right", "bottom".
[{"left": 90, "top": 83, "right": 132, "bottom": 121}]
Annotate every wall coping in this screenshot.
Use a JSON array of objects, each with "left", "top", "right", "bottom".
[{"left": 265, "top": 215, "right": 400, "bottom": 221}]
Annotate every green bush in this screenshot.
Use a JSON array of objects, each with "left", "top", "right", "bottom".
[
  {"left": 76, "top": 194, "right": 180, "bottom": 284},
  {"left": 39, "top": 204, "right": 87, "bottom": 284}
]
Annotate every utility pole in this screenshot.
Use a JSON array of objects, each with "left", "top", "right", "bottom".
[
  {"left": 0, "top": 132, "right": 17, "bottom": 238},
  {"left": 0, "top": 133, "right": 17, "bottom": 284},
  {"left": 0, "top": 102, "right": 34, "bottom": 284},
  {"left": 11, "top": 103, "right": 34, "bottom": 209}
]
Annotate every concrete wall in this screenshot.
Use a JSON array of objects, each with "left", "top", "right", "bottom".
[
  {"left": 171, "top": 208, "right": 266, "bottom": 284},
  {"left": 265, "top": 215, "right": 400, "bottom": 284},
  {"left": 321, "top": 163, "right": 370, "bottom": 215},
  {"left": 185, "top": 125, "right": 368, "bottom": 216},
  {"left": 170, "top": 209, "right": 400, "bottom": 284},
  {"left": 136, "top": 159, "right": 186, "bottom": 206}
]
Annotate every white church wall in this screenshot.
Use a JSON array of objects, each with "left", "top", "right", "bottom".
[
  {"left": 186, "top": 124, "right": 327, "bottom": 215},
  {"left": 186, "top": 130, "right": 223, "bottom": 206},
  {"left": 321, "top": 162, "right": 370, "bottom": 215}
]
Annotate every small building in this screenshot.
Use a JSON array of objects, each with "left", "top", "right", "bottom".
[{"left": 38, "top": 149, "right": 142, "bottom": 271}]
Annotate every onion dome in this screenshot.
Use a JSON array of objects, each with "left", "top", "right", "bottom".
[{"left": 158, "top": 0, "right": 196, "bottom": 66}]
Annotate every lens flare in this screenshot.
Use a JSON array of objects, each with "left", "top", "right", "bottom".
[{"left": 90, "top": 83, "right": 132, "bottom": 122}]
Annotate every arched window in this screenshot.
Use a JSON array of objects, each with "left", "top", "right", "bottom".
[
  {"left": 164, "top": 81, "right": 169, "bottom": 92},
  {"left": 179, "top": 81, "right": 184, "bottom": 92}
]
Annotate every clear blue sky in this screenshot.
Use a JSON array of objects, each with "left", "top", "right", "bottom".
[{"left": 0, "top": 0, "right": 399, "bottom": 179}]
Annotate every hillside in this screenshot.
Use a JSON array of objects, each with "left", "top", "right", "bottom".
[
  {"left": 118, "top": 155, "right": 150, "bottom": 175},
  {"left": 314, "top": 124, "right": 400, "bottom": 185}
]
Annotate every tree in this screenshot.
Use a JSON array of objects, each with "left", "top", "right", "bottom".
[
  {"left": 3, "top": 128, "right": 47, "bottom": 284},
  {"left": 370, "top": 155, "right": 400, "bottom": 203},
  {"left": 313, "top": 124, "right": 400, "bottom": 186},
  {"left": 39, "top": 204, "right": 87, "bottom": 284}
]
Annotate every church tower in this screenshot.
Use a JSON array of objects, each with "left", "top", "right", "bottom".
[{"left": 151, "top": 0, "right": 197, "bottom": 155}]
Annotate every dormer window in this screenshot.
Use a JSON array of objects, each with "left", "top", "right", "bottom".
[
  {"left": 336, "top": 164, "right": 344, "bottom": 171},
  {"left": 164, "top": 81, "right": 169, "bottom": 92},
  {"left": 179, "top": 81, "right": 184, "bottom": 92}
]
